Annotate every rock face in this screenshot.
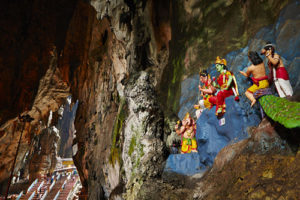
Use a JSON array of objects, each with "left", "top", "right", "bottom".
[
  {"left": 122, "top": 72, "right": 166, "bottom": 199},
  {"left": 57, "top": 99, "right": 78, "bottom": 158},
  {"left": 0, "top": 0, "right": 172, "bottom": 197},
  {"left": 194, "top": 118, "right": 300, "bottom": 200},
  {"left": 164, "top": 153, "right": 205, "bottom": 176},
  {"left": 29, "top": 127, "right": 60, "bottom": 181},
  {"left": 0, "top": 0, "right": 299, "bottom": 199},
  {"left": 0, "top": 0, "right": 77, "bottom": 126},
  {"left": 0, "top": 51, "right": 70, "bottom": 192}
]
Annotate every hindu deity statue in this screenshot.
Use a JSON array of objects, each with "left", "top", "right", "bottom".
[
  {"left": 194, "top": 70, "right": 216, "bottom": 119},
  {"left": 260, "top": 42, "right": 293, "bottom": 97},
  {"left": 211, "top": 56, "right": 239, "bottom": 116},
  {"left": 240, "top": 51, "right": 269, "bottom": 107},
  {"left": 175, "top": 113, "right": 197, "bottom": 154}
]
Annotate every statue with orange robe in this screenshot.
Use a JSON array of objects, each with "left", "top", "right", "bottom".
[{"left": 175, "top": 113, "right": 197, "bottom": 154}]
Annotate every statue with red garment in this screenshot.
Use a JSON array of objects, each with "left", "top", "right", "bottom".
[
  {"left": 194, "top": 70, "right": 216, "bottom": 119},
  {"left": 210, "top": 56, "right": 239, "bottom": 116},
  {"left": 260, "top": 42, "right": 293, "bottom": 97}
]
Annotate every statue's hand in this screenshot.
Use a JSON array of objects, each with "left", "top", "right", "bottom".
[{"left": 221, "top": 84, "right": 228, "bottom": 90}]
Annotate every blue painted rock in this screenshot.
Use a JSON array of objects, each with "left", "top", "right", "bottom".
[
  {"left": 164, "top": 153, "right": 206, "bottom": 176},
  {"left": 164, "top": 96, "right": 260, "bottom": 176},
  {"left": 196, "top": 96, "right": 260, "bottom": 167}
]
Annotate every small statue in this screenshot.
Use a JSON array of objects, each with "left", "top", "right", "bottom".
[
  {"left": 211, "top": 57, "right": 239, "bottom": 116},
  {"left": 194, "top": 70, "right": 216, "bottom": 119},
  {"left": 240, "top": 51, "right": 269, "bottom": 107},
  {"left": 175, "top": 113, "right": 197, "bottom": 154},
  {"left": 260, "top": 42, "right": 293, "bottom": 97}
]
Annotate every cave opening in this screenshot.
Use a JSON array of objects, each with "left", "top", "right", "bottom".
[{"left": 1, "top": 96, "right": 83, "bottom": 200}]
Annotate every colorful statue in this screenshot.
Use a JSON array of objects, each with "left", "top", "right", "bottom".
[
  {"left": 260, "top": 42, "right": 293, "bottom": 97},
  {"left": 211, "top": 56, "right": 239, "bottom": 116},
  {"left": 194, "top": 70, "right": 216, "bottom": 119},
  {"left": 240, "top": 51, "right": 269, "bottom": 107},
  {"left": 175, "top": 113, "right": 197, "bottom": 154}
]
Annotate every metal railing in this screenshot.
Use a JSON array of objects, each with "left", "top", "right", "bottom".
[
  {"left": 27, "top": 179, "right": 38, "bottom": 193},
  {"left": 56, "top": 173, "right": 61, "bottom": 180},
  {"left": 28, "top": 191, "right": 36, "bottom": 200},
  {"left": 37, "top": 181, "right": 44, "bottom": 192},
  {"left": 53, "top": 190, "right": 60, "bottom": 200},
  {"left": 66, "top": 178, "right": 80, "bottom": 200},
  {"left": 16, "top": 190, "right": 23, "bottom": 200},
  {"left": 49, "top": 180, "right": 56, "bottom": 191},
  {"left": 41, "top": 190, "right": 48, "bottom": 200}
]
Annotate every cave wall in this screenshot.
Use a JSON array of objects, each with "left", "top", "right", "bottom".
[
  {"left": 0, "top": 51, "right": 70, "bottom": 192},
  {"left": 160, "top": 0, "right": 289, "bottom": 114},
  {"left": 0, "top": 0, "right": 299, "bottom": 199},
  {"left": 0, "top": 0, "right": 78, "bottom": 192},
  {"left": 69, "top": 0, "right": 171, "bottom": 198},
  {"left": 57, "top": 98, "right": 78, "bottom": 158},
  {"left": 0, "top": 0, "right": 172, "bottom": 198},
  {"left": 0, "top": 0, "right": 77, "bottom": 125}
]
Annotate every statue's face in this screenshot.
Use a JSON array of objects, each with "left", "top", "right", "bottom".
[
  {"left": 186, "top": 117, "right": 192, "bottom": 126},
  {"left": 200, "top": 76, "right": 207, "bottom": 83},
  {"left": 216, "top": 64, "right": 223, "bottom": 72}
]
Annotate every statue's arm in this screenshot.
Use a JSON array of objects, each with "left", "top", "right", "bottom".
[
  {"left": 225, "top": 72, "right": 233, "bottom": 90},
  {"left": 267, "top": 53, "right": 280, "bottom": 66}
]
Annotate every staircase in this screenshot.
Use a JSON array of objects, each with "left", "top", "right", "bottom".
[
  {"left": 7, "top": 171, "right": 80, "bottom": 200},
  {"left": 44, "top": 176, "right": 67, "bottom": 200},
  {"left": 56, "top": 175, "right": 78, "bottom": 200},
  {"left": 19, "top": 179, "right": 43, "bottom": 200},
  {"left": 31, "top": 181, "right": 50, "bottom": 200}
]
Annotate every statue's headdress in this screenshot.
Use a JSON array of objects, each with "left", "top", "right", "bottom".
[
  {"left": 215, "top": 56, "right": 227, "bottom": 66},
  {"left": 199, "top": 69, "right": 208, "bottom": 77},
  {"left": 183, "top": 112, "right": 190, "bottom": 121},
  {"left": 262, "top": 41, "right": 275, "bottom": 57},
  {"left": 263, "top": 41, "right": 275, "bottom": 51}
]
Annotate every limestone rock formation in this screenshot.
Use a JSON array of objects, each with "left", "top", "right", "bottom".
[
  {"left": 194, "top": 118, "right": 300, "bottom": 200},
  {"left": 57, "top": 98, "right": 78, "bottom": 158},
  {"left": 29, "top": 126, "right": 60, "bottom": 181},
  {"left": 0, "top": 50, "right": 70, "bottom": 192},
  {"left": 0, "top": 0, "right": 299, "bottom": 199}
]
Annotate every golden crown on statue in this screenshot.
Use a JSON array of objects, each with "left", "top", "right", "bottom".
[{"left": 215, "top": 56, "right": 227, "bottom": 66}]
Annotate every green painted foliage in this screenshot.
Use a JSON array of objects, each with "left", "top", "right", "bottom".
[{"left": 259, "top": 95, "right": 300, "bottom": 129}]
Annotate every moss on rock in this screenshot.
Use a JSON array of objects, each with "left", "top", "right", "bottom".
[{"left": 109, "top": 97, "right": 127, "bottom": 167}]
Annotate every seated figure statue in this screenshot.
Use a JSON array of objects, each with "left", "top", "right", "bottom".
[
  {"left": 175, "top": 113, "right": 197, "bottom": 154},
  {"left": 240, "top": 51, "right": 269, "bottom": 107},
  {"left": 194, "top": 70, "right": 216, "bottom": 119},
  {"left": 210, "top": 56, "right": 239, "bottom": 116}
]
